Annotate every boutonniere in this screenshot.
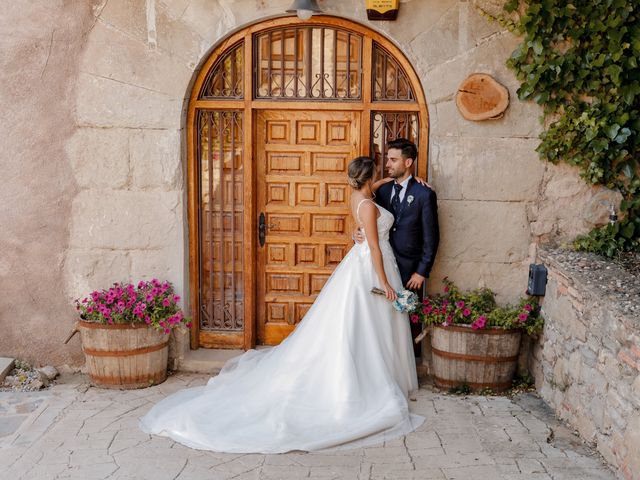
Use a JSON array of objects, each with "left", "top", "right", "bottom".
[{"left": 406, "top": 195, "right": 414, "bottom": 205}]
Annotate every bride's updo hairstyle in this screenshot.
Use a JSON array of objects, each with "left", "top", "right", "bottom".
[{"left": 347, "top": 156, "right": 375, "bottom": 189}]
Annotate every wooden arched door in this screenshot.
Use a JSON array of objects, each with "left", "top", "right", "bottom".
[{"left": 187, "top": 15, "right": 429, "bottom": 349}]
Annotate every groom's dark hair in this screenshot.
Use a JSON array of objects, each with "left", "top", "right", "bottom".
[{"left": 388, "top": 138, "right": 417, "bottom": 165}]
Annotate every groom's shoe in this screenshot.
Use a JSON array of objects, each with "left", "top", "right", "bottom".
[{"left": 409, "top": 389, "right": 417, "bottom": 401}]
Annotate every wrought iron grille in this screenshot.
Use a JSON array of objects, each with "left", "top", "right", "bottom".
[
  {"left": 372, "top": 42, "right": 415, "bottom": 101},
  {"left": 199, "top": 42, "right": 244, "bottom": 99},
  {"left": 198, "top": 110, "right": 244, "bottom": 331},
  {"left": 371, "top": 111, "right": 420, "bottom": 175},
  {"left": 254, "top": 27, "right": 362, "bottom": 100}
]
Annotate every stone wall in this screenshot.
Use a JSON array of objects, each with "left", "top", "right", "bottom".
[
  {"left": 0, "top": 2, "right": 99, "bottom": 366},
  {"left": 530, "top": 248, "right": 640, "bottom": 479},
  {"left": 0, "top": 0, "right": 622, "bottom": 366}
]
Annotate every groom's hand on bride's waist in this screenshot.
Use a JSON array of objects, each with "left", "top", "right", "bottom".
[
  {"left": 352, "top": 227, "right": 366, "bottom": 244},
  {"left": 406, "top": 273, "right": 425, "bottom": 290}
]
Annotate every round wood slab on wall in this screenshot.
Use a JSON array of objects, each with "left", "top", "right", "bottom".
[{"left": 456, "top": 73, "right": 509, "bottom": 121}]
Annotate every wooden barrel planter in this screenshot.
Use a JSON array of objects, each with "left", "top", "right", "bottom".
[
  {"left": 78, "top": 320, "right": 169, "bottom": 389},
  {"left": 431, "top": 324, "right": 521, "bottom": 392}
]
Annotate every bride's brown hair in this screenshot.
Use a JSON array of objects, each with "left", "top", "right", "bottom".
[{"left": 347, "top": 156, "right": 375, "bottom": 189}]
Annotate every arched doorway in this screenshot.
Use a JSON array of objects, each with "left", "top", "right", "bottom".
[{"left": 187, "top": 15, "right": 429, "bottom": 350}]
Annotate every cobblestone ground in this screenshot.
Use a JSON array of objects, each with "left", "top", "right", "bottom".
[{"left": 0, "top": 373, "right": 617, "bottom": 480}]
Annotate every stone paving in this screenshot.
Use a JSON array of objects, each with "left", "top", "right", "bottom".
[{"left": 0, "top": 373, "right": 618, "bottom": 480}]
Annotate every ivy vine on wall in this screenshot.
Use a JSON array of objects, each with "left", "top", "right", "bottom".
[{"left": 503, "top": 0, "right": 640, "bottom": 257}]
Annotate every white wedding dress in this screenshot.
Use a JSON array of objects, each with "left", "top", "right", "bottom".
[{"left": 140, "top": 201, "right": 423, "bottom": 453}]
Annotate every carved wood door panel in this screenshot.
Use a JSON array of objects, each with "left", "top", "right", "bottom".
[{"left": 256, "top": 110, "right": 360, "bottom": 345}]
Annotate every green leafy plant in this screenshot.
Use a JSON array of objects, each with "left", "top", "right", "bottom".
[
  {"left": 413, "top": 278, "right": 544, "bottom": 336},
  {"left": 501, "top": 0, "right": 640, "bottom": 257}
]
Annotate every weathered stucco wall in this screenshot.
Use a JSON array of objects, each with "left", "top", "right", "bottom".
[
  {"left": 1, "top": 0, "right": 620, "bottom": 366},
  {"left": 0, "top": 2, "right": 99, "bottom": 366}
]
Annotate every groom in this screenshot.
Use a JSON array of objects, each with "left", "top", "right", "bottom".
[{"left": 358, "top": 138, "right": 440, "bottom": 357}]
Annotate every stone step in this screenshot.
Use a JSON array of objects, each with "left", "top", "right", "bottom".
[
  {"left": 177, "top": 349, "right": 243, "bottom": 374},
  {"left": 0, "top": 357, "right": 15, "bottom": 382},
  {"left": 178, "top": 349, "right": 430, "bottom": 384}
]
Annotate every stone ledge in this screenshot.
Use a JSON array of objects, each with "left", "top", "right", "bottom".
[
  {"left": 533, "top": 246, "right": 640, "bottom": 477},
  {"left": 537, "top": 247, "right": 640, "bottom": 327}
]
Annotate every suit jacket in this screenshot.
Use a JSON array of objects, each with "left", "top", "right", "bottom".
[{"left": 376, "top": 178, "right": 439, "bottom": 286}]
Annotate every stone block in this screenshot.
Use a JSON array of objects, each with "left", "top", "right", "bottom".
[
  {"left": 435, "top": 200, "right": 531, "bottom": 263},
  {"left": 464, "top": 1, "right": 504, "bottom": 49},
  {"left": 428, "top": 260, "right": 529, "bottom": 304},
  {"left": 180, "top": 0, "right": 235, "bottom": 45},
  {"left": 429, "top": 137, "right": 463, "bottom": 200},
  {"left": 567, "top": 351, "right": 582, "bottom": 383},
  {"left": 76, "top": 73, "right": 182, "bottom": 129},
  {"left": 69, "top": 189, "right": 183, "bottom": 249},
  {"left": 130, "top": 129, "right": 182, "bottom": 189},
  {"left": 65, "top": 127, "right": 130, "bottom": 189},
  {"left": 64, "top": 248, "right": 131, "bottom": 298},
  {"left": 129, "top": 247, "right": 185, "bottom": 288},
  {"left": 80, "top": 20, "right": 193, "bottom": 97},
  {"left": 621, "top": 414, "right": 640, "bottom": 477},
  {"left": 410, "top": 4, "right": 460, "bottom": 69},
  {"left": 0, "top": 357, "right": 14, "bottom": 382},
  {"left": 384, "top": 0, "right": 456, "bottom": 46},
  {"left": 458, "top": 137, "right": 546, "bottom": 201},
  {"left": 101, "top": 0, "right": 204, "bottom": 68}
]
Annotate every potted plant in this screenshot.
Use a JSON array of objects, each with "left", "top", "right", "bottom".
[
  {"left": 68, "top": 279, "right": 191, "bottom": 389},
  {"left": 413, "top": 278, "right": 543, "bottom": 392}
]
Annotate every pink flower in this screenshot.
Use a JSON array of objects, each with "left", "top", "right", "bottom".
[
  {"left": 444, "top": 286, "right": 449, "bottom": 293},
  {"left": 145, "top": 294, "right": 154, "bottom": 303},
  {"left": 137, "top": 280, "right": 147, "bottom": 289},
  {"left": 173, "top": 295, "right": 181, "bottom": 303},
  {"left": 185, "top": 322, "right": 192, "bottom": 329},
  {"left": 422, "top": 305, "right": 433, "bottom": 314},
  {"left": 422, "top": 298, "right": 430, "bottom": 306},
  {"left": 442, "top": 299, "right": 449, "bottom": 306},
  {"left": 144, "top": 316, "right": 151, "bottom": 325},
  {"left": 162, "top": 298, "right": 171, "bottom": 307},
  {"left": 151, "top": 278, "right": 161, "bottom": 287},
  {"left": 463, "top": 308, "right": 471, "bottom": 317},
  {"left": 163, "top": 328, "right": 171, "bottom": 335},
  {"left": 524, "top": 304, "right": 533, "bottom": 312},
  {"left": 410, "top": 314, "right": 419, "bottom": 324},
  {"left": 471, "top": 315, "right": 487, "bottom": 330},
  {"left": 455, "top": 300, "right": 465, "bottom": 309},
  {"left": 518, "top": 313, "right": 528, "bottom": 322}
]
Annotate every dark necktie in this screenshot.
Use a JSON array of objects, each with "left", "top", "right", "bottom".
[{"left": 391, "top": 183, "right": 403, "bottom": 214}]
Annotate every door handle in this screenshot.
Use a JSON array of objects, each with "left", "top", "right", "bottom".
[{"left": 258, "top": 213, "right": 278, "bottom": 247}]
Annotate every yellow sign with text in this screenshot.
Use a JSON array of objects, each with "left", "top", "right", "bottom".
[{"left": 366, "top": 0, "right": 399, "bottom": 15}]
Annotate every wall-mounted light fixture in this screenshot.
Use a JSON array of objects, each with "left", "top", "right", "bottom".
[{"left": 286, "top": 0, "right": 323, "bottom": 20}]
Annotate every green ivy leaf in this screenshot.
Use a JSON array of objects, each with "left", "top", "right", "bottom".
[
  {"left": 615, "top": 127, "right": 632, "bottom": 144},
  {"left": 621, "top": 160, "right": 635, "bottom": 178},
  {"left": 621, "top": 222, "right": 636, "bottom": 239},
  {"left": 606, "top": 124, "right": 621, "bottom": 140}
]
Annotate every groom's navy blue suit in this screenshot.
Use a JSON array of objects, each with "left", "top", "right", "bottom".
[
  {"left": 376, "top": 177, "right": 439, "bottom": 357},
  {"left": 376, "top": 177, "right": 440, "bottom": 288}
]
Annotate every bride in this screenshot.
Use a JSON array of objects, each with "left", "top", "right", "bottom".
[{"left": 139, "top": 156, "right": 424, "bottom": 453}]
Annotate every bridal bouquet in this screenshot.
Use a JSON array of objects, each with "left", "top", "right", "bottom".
[{"left": 371, "top": 287, "right": 419, "bottom": 313}]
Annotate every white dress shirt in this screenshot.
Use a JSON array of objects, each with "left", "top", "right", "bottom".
[{"left": 390, "top": 175, "right": 412, "bottom": 204}]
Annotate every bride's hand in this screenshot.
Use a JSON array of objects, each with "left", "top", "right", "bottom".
[
  {"left": 383, "top": 282, "right": 397, "bottom": 301},
  {"left": 414, "top": 176, "right": 433, "bottom": 190}
]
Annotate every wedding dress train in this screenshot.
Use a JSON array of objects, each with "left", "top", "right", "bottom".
[{"left": 140, "top": 202, "right": 424, "bottom": 453}]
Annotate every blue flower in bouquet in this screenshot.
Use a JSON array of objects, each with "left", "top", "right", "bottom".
[{"left": 392, "top": 289, "right": 419, "bottom": 313}]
